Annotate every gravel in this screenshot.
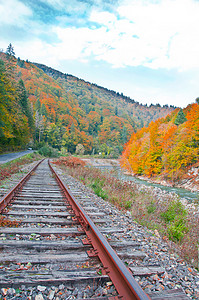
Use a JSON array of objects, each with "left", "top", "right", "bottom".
[
  {"left": 0, "top": 161, "right": 198, "bottom": 299},
  {"left": 53, "top": 164, "right": 199, "bottom": 299}
]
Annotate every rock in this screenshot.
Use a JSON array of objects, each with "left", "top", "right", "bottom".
[
  {"left": 35, "top": 294, "right": 44, "bottom": 300},
  {"left": 7, "top": 288, "right": 15, "bottom": 295},
  {"left": 154, "top": 229, "right": 160, "bottom": 238},
  {"left": 48, "top": 290, "right": 55, "bottom": 300},
  {"left": 73, "top": 287, "right": 78, "bottom": 297},
  {"left": 125, "top": 211, "right": 131, "bottom": 217},
  {"left": 50, "top": 234, "right": 56, "bottom": 239},
  {"left": 37, "top": 286, "right": 46, "bottom": 292},
  {"left": 1, "top": 288, "right": 7, "bottom": 296},
  {"left": 59, "top": 284, "right": 65, "bottom": 290}
]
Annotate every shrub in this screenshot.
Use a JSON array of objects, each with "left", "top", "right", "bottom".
[
  {"left": 147, "top": 201, "right": 157, "bottom": 214},
  {"left": 54, "top": 156, "right": 86, "bottom": 168},
  {"left": 168, "top": 217, "right": 189, "bottom": 241},
  {"left": 125, "top": 200, "right": 132, "bottom": 209},
  {"left": 161, "top": 200, "right": 188, "bottom": 241},
  {"left": 38, "top": 145, "right": 59, "bottom": 157},
  {"left": 161, "top": 200, "right": 187, "bottom": 222}
]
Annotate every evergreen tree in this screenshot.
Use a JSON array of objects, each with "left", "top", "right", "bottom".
[
  {"left": 6, "top": 43, "right": 15, "bottom": 57},
  {"left": 17, "top": 79, "right": 34, "bottom": 133},
  {"left": 35, "top": 99, "right": 41, "bottom": 111},
  {"left": 174, "top": 109, "right": 187, "bottom": 126},
  {"left": 122, "top": 126, "right": 127, "bottom": 144},
  {"left": 41, "top": 103, "right": 47, "bottom": 117}
]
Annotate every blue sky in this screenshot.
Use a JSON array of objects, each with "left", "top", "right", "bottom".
[{"left": 0, "top": 0, "right": 199, "bottom": 107}]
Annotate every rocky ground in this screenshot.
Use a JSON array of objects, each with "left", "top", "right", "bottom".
[
  {"left": 82, "top": 158, "right": 199, "bottom": 213},
  {"left": 53, "top": 164, "right": 199, "bottom": 299},
  {"left": 0, "top": 159, "right": 199, "bottom": 299},
  {"left": 123, "top": 165, "right": 199, "bottom": 193}
]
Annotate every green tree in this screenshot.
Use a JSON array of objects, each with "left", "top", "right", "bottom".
[
  {"left": 17, "top": 79, "right": 34, "bottom": 133},
  {"left": 6, "top": 43, "right": 15, "bottom": 57},
  {"left": 0, "top": 59, "right": 30, "bottom": 151},
  {"left": 35, "top": 99, "right": 41, "bottom": 111},
  {"left": 174, "top": 109, "right": 187, "bottom": 126},
  {"left": 75, "top": 143, "right": 85, "bottom": 155},
  {"left": 41, "top": 103, "right": 47, "bottom": 117}
]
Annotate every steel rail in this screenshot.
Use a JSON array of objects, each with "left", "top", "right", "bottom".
[
  {"left": 49, "top": 160, "right": 151, "bottom": 300},
  {"left": 0, "top": 159, "right": 44, "bottom": 213}
]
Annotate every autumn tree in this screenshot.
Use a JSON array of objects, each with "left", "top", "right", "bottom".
[{"left": 0, "top": 59, "right": 30, "bottom": 151}]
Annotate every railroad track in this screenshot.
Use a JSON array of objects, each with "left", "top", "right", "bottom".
[{"left": 0, "top": 159, "right": 189, "bottom": 299}]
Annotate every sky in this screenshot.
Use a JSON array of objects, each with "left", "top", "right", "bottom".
[{"left": 0, "top": 0, "right": 199, "bottom": 107}]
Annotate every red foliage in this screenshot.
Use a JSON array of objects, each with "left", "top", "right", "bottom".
[
  {"left": 0, "top": 216, "right": 20, "bottom": 227},
  {"left": 53, "top": 156, "right": 86, "bottom": 168},
  {"left": 0, "top": 165, "right": 20, "bottom": 181}
]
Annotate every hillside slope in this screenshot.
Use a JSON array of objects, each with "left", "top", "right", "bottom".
[
  {"left": 0, "top": 52, "right": 175, "bottom": 155},
  {"left": 121, "top": 103, "right": 199, "bottom": 183},
  {"left": 34, "top": 62, "right": 175, "bottom": 129}
]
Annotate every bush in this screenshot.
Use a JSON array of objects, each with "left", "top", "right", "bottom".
[
  {"left": 161, "top": 200, "right": 188, "bottom": 241},
  {"left": 161, "top": 200, "right": 187, "bottom": 222},
  {"left": 125, "top": 200, "right": 132, "bottom": 209},
  {"left": 147, "top": 201, "right": 157, "bottom": 214},
  {"left": 53, "top": 156, "right": 86, "bottom": 168},
  {"left": 168, "top": 217, "right": 189, "bottom": 241},
  {"left": 38, "top": 145, "right": 59, "bottom": 157}
]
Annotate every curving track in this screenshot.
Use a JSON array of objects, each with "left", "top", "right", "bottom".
[{"left": 0, "top": 159, "right": 189, "bottom": 299}]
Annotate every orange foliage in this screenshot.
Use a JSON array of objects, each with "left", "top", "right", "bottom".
[{"left": 121, "top": 104, "right": 199, "bottom": 181}]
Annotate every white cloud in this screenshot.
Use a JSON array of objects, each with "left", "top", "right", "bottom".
[
  {"left": 90, "top": 10, "right": 117, "bottom": 26},
  {"left": 0, "top": 0, "right": 32, "bottom": 26},
  {"left": 41, "top": 0, "right": 199, "bottom": 72},
  {"left": 2, "top": 0, "right": 197, "bottom": 73},
  {"left": 117, "top": 0, "right": 199, "bottom": 70}
]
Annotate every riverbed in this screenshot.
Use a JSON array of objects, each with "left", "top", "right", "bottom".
[{"left": 82, "top": 159, "right": 199, "bottom": 204}]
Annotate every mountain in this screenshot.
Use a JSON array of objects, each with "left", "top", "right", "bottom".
[
  {"left": 0, "top": 51, "right": 175, "bottom": 155},
  {"left": 121, "top": 103, "right": 199, "bottom": 182},
  {"left": 34, "top": 62, "right": 175, "bottom": 129}
]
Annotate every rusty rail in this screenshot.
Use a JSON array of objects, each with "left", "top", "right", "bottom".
[
  {"left": 0, "top": 159, "right": 44, "bottom": 213},
  {"left": 49, "top": 160, "right": 150, "bottom": 300}
]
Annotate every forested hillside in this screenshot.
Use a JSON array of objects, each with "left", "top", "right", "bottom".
[
  {"left": 121, "top": 103, "right": 199, "bottom": 182},
  {"left": 0, "top": 57, "right": 34, "bottom": 151},
  {"left": 0, "top": 50, "right": 175, "bottom": 155},
  {"left": 34, "top": 62, "right": 175, "bottom": 129}
]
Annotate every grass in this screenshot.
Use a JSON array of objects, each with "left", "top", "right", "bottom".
[{"left": 53, "top": 156, "right": 199, "bottom": 269}]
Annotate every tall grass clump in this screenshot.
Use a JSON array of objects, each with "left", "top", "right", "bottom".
[{"left": 53, "top": 157, "right": 198, "bottom": 268}]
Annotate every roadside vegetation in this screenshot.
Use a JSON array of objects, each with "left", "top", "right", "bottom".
[
  {"left": 53, "top": 156, "right": 198, "bottom": 269},
  {"left": 0, "top": 152, "right": 42, "bottom": 183}
]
